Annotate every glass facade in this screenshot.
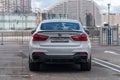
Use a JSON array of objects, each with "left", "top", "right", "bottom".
[{"left": 0, "top": 14, "right": 37, "bottom": 30}]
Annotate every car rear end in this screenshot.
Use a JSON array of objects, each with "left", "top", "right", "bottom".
[{"left": 29, "top": 19, "right": 91, "bottom": 71}]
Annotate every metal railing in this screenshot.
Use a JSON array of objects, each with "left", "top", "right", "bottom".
[
  {"left": 0, "top": 28, "right": 101, "bottom": 45},
  {"left": 0, "top": 27, "right": 119, "bottom": 46},
  {"left": 87, "top": 26, "right": 120, "bottom": 46},
  {"left": 99, "top": 26, "right": 119, "bottom": 46},
  {"left": 0, "top": 30, "right": 32, "bottom": 45},
  {"left": 85, "top": 27, "right": 100, "bottom": 40}
]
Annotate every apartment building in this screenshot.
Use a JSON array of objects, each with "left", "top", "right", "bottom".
[
  {"left": 102, "top": 13, "right": 120, "bottom": 26},
  {"left": 0, "top": 0, "right": 31, "bottom": 13}
]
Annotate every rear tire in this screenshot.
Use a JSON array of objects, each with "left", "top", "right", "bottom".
[
  {"left": 29, "top": 57, "right": 40, "bottom": 71},
  {"left": 80, "top": 58, "right": 91, "bottom": 71}
]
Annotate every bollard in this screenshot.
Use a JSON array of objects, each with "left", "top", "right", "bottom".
[
  {"left": 108, "top": 28, "right": 112, "bottom": 46},
  {"left": 1, "top": 32, "right": 3, "bottom": 45},
  {"left": 22, "top": 32, "right": 24, "bottom": 44},
  {"left": 117, "top": 26, "right": 119, "bottom": 46},
  {"left": 99, "top": 29, "right": 101, "bottom": 46}
]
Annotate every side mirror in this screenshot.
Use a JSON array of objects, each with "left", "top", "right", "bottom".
[
  {"left": 104, "top": 23, "right": 109, "bottom": 26},
  {"left": 31, "top": 29, "right": 36, "bottom": 34},
  {"left": 85, "top": 30, "right": 89, "bottom": 35}
]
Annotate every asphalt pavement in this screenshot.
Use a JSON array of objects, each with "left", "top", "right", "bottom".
[{"left": 0, "top": 41, "right": 120, "bottom": 80}]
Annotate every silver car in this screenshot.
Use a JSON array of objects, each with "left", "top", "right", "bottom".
[{"left": 29, "top": 19, "right": 91, "bottom": 71}]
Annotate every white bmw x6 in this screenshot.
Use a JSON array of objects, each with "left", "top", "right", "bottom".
[{"left": 29, "top": 19, "right": 91, "bottom": 71}]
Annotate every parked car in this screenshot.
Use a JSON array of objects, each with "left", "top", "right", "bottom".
[{"left": 29, "top": 19, "right": 91, "bottom": 71}]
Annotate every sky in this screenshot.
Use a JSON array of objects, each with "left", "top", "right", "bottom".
[{"left": 31, "top": 0, "right": 120, "bottom": 13}]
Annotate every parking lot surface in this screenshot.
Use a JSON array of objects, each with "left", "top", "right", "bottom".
[{"left": 0, "top": 41, "right": 120, "bottom": 80}]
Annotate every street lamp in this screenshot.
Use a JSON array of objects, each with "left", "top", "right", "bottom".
[
  {"left": 107, "top": 3, "right": 112, "bottom": 46},
  {"left": 108, "top": 3, "right": 110, "bottom": 27},
  {"left": 93, "top": 0, "right": 95, "bottom": 27}
]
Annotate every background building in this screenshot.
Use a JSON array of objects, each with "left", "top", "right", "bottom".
[
  {"left": 46, "top": 0, "right": 102, "bottom": 28},
  {"left": 102, "top": 13, "right": 120, "bottom": 26},
  {"left": 0, "top": 0, "right": 36, "bottom": 30},
  {"left": 17, "top": 0, "right": 31, "bottom": 13},
  {"left": 0, "top": 0, "right": 31, "bottom": 13}
]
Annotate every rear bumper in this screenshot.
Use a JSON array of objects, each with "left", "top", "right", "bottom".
[{"left": 32, "top": 53, "right": 88, "bottom": 64}]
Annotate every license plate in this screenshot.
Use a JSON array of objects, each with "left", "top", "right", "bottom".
[{"left": 51, "top": 37, "right": 69, "bottom": 42}]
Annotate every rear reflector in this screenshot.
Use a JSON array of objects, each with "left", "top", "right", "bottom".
[
  {"left": 76, "top": 52, "right": 87, "bottom": 54},
  {"left": 71, "top": 33, "right": 88, "bottom": 41},
  {"left": 32, "top": 33, "right": 48, "bottom": 41},
  {"left": 33, "top": 52, "right": 44, "bottom": 54}
]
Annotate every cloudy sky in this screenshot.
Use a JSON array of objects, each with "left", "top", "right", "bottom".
[{"left": 31, "top": 0, "right": 120, "bottom": 13}]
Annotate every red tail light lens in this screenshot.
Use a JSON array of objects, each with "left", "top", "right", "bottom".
[
  {"left": 71, "top": 33, "right": 88, "bottom": 41},
  {"left": 80, "top": 33, "right": 88, "bottom": 41},
  {"left": 71, "top": 35, "right": 80, "bottom": 41},
  {"left": 32, "top": 33, "right": 48, "bottom": 41}
]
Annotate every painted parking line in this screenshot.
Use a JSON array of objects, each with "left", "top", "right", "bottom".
[
  {"left": 92, "top": 58, "right": 120, "bottom": 73},
  {"left": 0, "top": 51, "right": 23, "bottom": 52},
  {"left": 0, "top": 66, "right": 25, "bottom": 69},
  {"left": 0, "top": 57, "right": 22, "bottom": 59},
  {"left": 104, "top": 51, "right": 120, "bottom": 55},
  {"left": 0, "top": 74, "right": 32, "bottom": 77}
]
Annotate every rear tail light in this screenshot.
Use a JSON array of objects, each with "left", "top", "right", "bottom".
[
  {"left": 33, "top": 52, "right": 44, "bottom": 54},
  {"left": 71, "top": 33, "right": 88, "bottom": 41},
  {"left": 32, "top": 33, "right": 48, "bottom": 41}
]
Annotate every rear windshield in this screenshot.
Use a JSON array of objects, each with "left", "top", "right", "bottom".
[{"left": 41, "top": 22, "right": 80, "bottom": 30}]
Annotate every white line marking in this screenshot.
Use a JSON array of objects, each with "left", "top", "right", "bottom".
[
  {"left": 104, "top": 51, "right": 120, "bottom": 55},
  {"left": 92, "top": 58, "right": 120, "bottom": 73},
  {"left": 0, "top": 74, "right": 32, "bottom": 77},
  {"left": 0, "top": 67, "right": 25, "bottom": 69},
  {"left": 92, "top": 60, "right": 120, "bottom": 73},
  {"left": 93, "top": 58, "right": 120, "bottom": 68},
  {"left": 0, "top": 57, "right": 22, "bottom": 59},
  {"left": 0, "top": 61, "right": 22, "bottom": 62},
  {"left": 0, "top": 51, "right": 23, "bottom": 53}
]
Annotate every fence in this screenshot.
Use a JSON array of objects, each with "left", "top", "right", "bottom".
[
  {"left": 0, "top": 27, "right": 119, "bottom": 46},
  {"left": 85, "top": 27, "right": 100, "bottom": 42},
  {"left": 0, "top": 30, "right": 31, "bottom": 45},
  {"left": 0, "top": 29, "right": 100, "bottom": 45},
  {"left": 87, "top": 26, "right": 120, "bottom": 46},
  {"left": 99, "top": 26, "right": 119, "bottom": 46},
  {"left": 0, "top": 28, "right": 101, "bottom": 45}
]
